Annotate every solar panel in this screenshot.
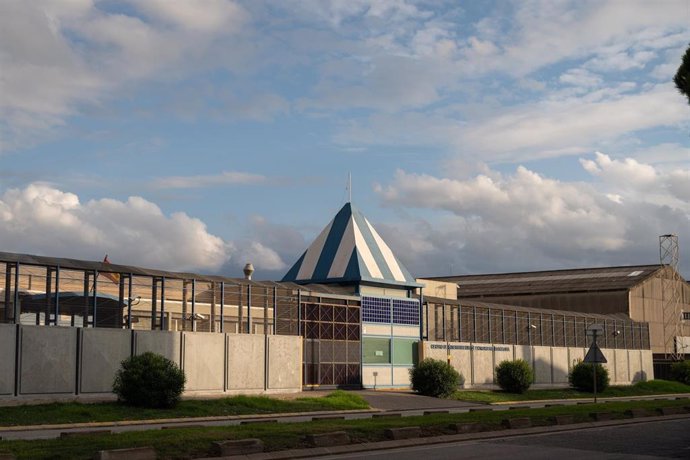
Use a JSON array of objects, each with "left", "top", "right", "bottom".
[{"left": 362, "top": 296, "right": 419, "bottom": 326}]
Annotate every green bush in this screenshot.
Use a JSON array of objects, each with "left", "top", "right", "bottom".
[
  {"left": 568, "top": 361, "right": 609, "bottom": 392},
  {"left": 409, "top": 358, "right": 464, "bottom": 398},
  {"left": 495, "top": 359, "right": 533, "bottom": 393},
  {"left": 113, "top": 352, "right": 186, "bottom": 408},
  {"left": 670, "top": 360, "right": 690, "bottom": 386}
]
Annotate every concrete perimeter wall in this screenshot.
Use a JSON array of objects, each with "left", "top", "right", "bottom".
[
  {"left": 421, "top": 340, "right": 653, "bottom": 388},
  {"left": 0, "top": 325, "right": 302, "bottom": 403}
]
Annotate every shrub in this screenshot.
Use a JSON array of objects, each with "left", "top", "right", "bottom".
[
  {"left": 670, "top": 360, "right": 690, "bottom": 386},
  {"left": 409, "top": 358, "right": 464, "bottom": 398},
  {"left": 568, "top": 361, "right": 609, "bottom": 393},
  {"left": 113, "top": 352, "right": 186, "bottom": 408},
  {"left": 495, "top": 359, "right": 533, "bottom": 393}
]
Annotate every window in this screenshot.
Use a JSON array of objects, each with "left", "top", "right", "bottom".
[
  {"left": 362, "top": 296, "right": 390, "bottom": 323},
  {"left": 362, "top": 337, "right": 390, "bottom": 364},
  {"left": 392, "top": 338, "right": 418, "bottom": 365},
  {"left": 682, "top": 311, "right": 690, "bottom": 321}
]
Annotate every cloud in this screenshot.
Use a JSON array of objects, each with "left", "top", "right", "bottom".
[
  {"left": 374, "top": 157, "right": 689, "bottom": 277},
  {"left": 337, "top": 84, "right": 690, "bottom": 162},
  {"left": 580, "top": 152, "right": 658, "bottom": 188},
  {"left": 152, "top": 171, "right": 267, "bottom": 189},
  {"left": 0, "top": 0, "right": 249, "bottom": 149},
  {"left": 0, "top": 183, "right": 232, "bottom": 271}
]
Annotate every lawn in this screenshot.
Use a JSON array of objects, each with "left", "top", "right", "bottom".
[
  {"left": 0, "top": 398, "right": 688, "bottom": 459},
  {"left": 0, "top": 391, "right": 369, "bottom": 427},
  {"left": 451, "top": 380, "right": 690, "bottom": 404}
]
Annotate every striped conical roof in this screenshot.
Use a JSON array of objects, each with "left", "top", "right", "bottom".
[{"left": 282, "top": 203, "right": 420, "bottom": 287}]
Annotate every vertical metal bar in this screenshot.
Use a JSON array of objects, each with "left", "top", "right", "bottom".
[
  {"left": 118, "top": 275, "right": 125, "bottom": 329},
  {"left": 220, "top": 282, "right": 225, "bottom": 333},
  {"left": 247, "top": 283, "right": 251, "bottom": 334},
  {"left": 264, "top": 287, "right": 268, "bottom": 336},
  {"left": 501, "top": 309, "right": 506, "bottom": 344},
  {"left": 182, "top": 281, "right": 188, "bottom": 331},
  {"left": 623, "top": 320, "right": 627, "bottom": 349},
  {"left": 297, "top": 290, "right": 302, "bottom": 336},
  {"left": 442, "top": 303, "right": 446, "bottom": 341},
  {"left": 4, "top": 263, "right": 11, "bottom": 322},
  {"left": 488, "top": 308, "right": 492, "bottom": 344},
  {"left": 563, "top": 315, "right": 568, "bottom": 347},
  {"left": 551, "top": 314, "right": 556, "bottom": 347},
  {"left": 160, "top": 277, "right": 166, "bottom": 331},
  {"left": 191, "top": 279, "right": 196, "bottom": 332},
  {"left": 92, "top": 270, "right": 98, "bottom": 327},
  {"left": 425, "top": 299, "right": 429, "bottom": 340},
  {"left": 472, "top": 306, "right": 477, "bottom": 342},
  {"left": 44, "top": 267, "right": 52, "bottom": 325},
  {"left": 83, "top": 272, "right": 90, "bottom": 326},
  {"left": 54, "top": 266, "right": 60, "bottom": 326},
  {"left": 127, "top": 274, "right": 133, "bottom": 330},
  {"left": 13, "top": 262, "right": 20, "bottom": 324},
  {"left": 272, "top": 286, "right": 277, "bottom": 335},
  {"left": 540, "top": 313, "right": 544, "bottom": 346},
  {"left": 515, "top": 310, "right": 519, "bottom": 345},
  {"left": 458, "top": 304, "right": 462, "bottom": 342},
  {"left": 151, "top": 278, "right": 158, "bottom": 331},
  {"left": 603, "top": 319, "right": 608, "bottom": 348},
  {"left": 418, "top": 287, "right": 424, "bottom": 340},
  {"left": 528, "top": 312, "right": 532, "bottom": 346},
  {"left": 238, "top": 284, "right": 243, "bottom": 333}
]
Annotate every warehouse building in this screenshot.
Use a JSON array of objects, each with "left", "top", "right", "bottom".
[
  {"left": 0, "top": 202, "right": 676, "bottom": 399},
  {"left": 430, "top": 264, "right": 690, "bottom": 376}
]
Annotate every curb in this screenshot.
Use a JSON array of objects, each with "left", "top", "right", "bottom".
[
  {"left": 490, "top": 393, "right": 690, "bottom": 405},
  {"left": 207, "top": 413, "right": 690, "bottom": 459},
  {"left": 0, "top": 409, "right": 380, "bottom": 433}
]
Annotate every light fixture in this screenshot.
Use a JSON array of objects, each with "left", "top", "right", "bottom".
[
  {"left": 613, "top": 330, "right": 621, "bottom": 336},
  {"left": 529, "top": 324, "right": 537, "bottom": 329}
]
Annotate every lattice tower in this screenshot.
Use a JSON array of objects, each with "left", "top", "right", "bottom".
[{"left": 659, "top": 234, "right": 683, "bottom": 360}]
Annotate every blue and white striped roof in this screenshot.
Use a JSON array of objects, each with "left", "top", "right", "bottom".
[{"left": 282, "top": 203, "right": 420, "bottom": 288}]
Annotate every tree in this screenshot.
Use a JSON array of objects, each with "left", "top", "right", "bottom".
[{"left": 674, "top": 44, "right": 690, "bottom": 105}]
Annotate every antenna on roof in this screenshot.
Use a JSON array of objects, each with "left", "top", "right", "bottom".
[{"left": 347, "top": 172, "right": 352, "bottom": 203}]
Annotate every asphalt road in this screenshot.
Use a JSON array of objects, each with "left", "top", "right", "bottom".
[{"left": 311, "top": 418, "right": 690, "bottom": 460}]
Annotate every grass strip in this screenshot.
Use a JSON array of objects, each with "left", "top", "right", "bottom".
[
  {"left": 0, "top": 398, "right": 688, "bottom": 459},
  {"left": 0, "top": 391, "right": 368, "bottom": 427},
  {"left": 452, "top": 380, "right": 690, "bottom": 404}
]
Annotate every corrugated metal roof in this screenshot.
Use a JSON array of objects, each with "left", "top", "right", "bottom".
[
  {"left": 428, "top": 265, "right": 664, "bottom": 297},
  {"left": 282, "top": 202, "right": 420, "bottom": 288}
]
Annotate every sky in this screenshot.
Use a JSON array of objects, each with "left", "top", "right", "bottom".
[{"left": 1, "top": 0, "right": 689, "bottom": 280}]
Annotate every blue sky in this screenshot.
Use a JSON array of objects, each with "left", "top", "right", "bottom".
[{"left": 1, "top": 0, "right": 689, "bottom": 279}]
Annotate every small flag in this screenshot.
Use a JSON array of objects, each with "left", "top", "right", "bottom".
[{"left": 101, "top": 254, "right": 120, "bottom": 285}]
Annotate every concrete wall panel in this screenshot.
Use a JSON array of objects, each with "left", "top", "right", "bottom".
[
  {"left": 0, "top": 324, "right": 16, "bottom": 396},
  {"left": 628, "top": 350, "right": 643, "bottom": 382},
  {"left": 19, "top": 326, "right": 76, "bottom": 395},
  {"left": 515, "top": 345, "right": 534, "bottom": 368},
  {"left": 363, "top": 366, "right": 391, "bottom": 387},
  {"left": 552, "top": 347, "right": 569, "bottom": 383},
  {"left": 640, "top": 350, "right": 654, "bottom": 381},
  {"left": 493, "top": 345, "right": 514, "bottom": 383},
  {"left": 393, "top": 366, "right": 412, "bottom": 386},
  {"left": 568, "top": 347, "right": 585, "bottom": 370},
  {"left": 599, "top": 348, "right": 614, "bottom": 380},
  {"left": 267, "top": 335, "right": 301, "bottom": 390},
  {"left": 472, "top": 347, "right": 494, "bottom": 385},
  {"left": 182, "top": 332, "right": 225, "bottom": 392},
  {"left": 227, "top": 333, "right": 265, "bottom": 390},
  {"left": 533, "top": 346, "right": 552, "bottom": 384},
  {"left": 80, "top": 328, "right": 131, "bottom": 394},
  {"left": 134, "top": 330, "right": 181, "bottom": 365},
  {"left": 448, "top": 343, "right": 472, "bottom": 386},
  {"left": 613, "top": 348, "right": 629, "bottom": 384}
]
